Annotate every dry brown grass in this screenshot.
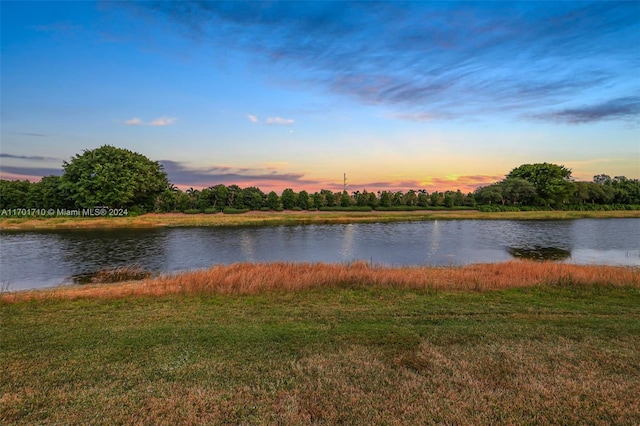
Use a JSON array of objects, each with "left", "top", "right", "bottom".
[{"left": 4, "top": 260, "right": 638, "bottom": 302}]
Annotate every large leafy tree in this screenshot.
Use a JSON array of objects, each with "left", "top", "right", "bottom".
[
  {"left": 507, "top": 163, "right": 573, "bottom": 206},
  {"left": 60, "top": 145, "right": 169, "bottom": 211}
]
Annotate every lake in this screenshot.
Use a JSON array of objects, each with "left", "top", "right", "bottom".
[{"left": 1, "top": 218, "right": 638, "bottom": 291}]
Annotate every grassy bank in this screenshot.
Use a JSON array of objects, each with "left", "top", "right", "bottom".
[
  {"left": 1, "top": 209, "right": 639, "bottom": 230},
  {"left": 2, "top": 262, "right": 640, "bottom": 424},
  {"left": 4, "top": 261, "right": 639, "bottom": 301}
]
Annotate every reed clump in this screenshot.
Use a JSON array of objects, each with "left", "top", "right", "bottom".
[
  {"left": 78, "top": 264, "right": 153, "bottom": 284},
  {"left": 4, "top": 261, "right": 638, "bottom": 302}
]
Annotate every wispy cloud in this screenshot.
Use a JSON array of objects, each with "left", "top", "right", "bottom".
[
  {"left": 529, "top": 96, "right": 640, "bottom": 124},
  {"left": 18, "top": 132, "right": 47, "bottom": 137},
  {"left": 160, "top": 160, "right": 318, "bottom": 188},
  {"left": 125, "top": 116, "right": 177, "bottom": 126},
  {"left": 336, "top": 175, "right": 504, "bottom": 193},
  {"left": 150, "top": 116, "right": 176, "bottom": 126},
  {"left": 247, "top": 114, "right": 295, "bottom": 125},
  {"left": 0, "top": 166, "right": 63, "bottom": 178},
  {"left": 389, "top": 112, "right": 444, "bottom": 123},
  {"left": 136, "top": 2, "right": 640, "bottom": 123},
  {"left": 0, "top": 153, "right": 61, "bottom": 161},
  {"left": 265, "top": 117, "right": 294, "bottom": 126},
  {"left": 125, "top": 117, "right": 143, "bottom": 126}
]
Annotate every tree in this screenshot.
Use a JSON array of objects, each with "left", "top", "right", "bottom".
[
  {"left": 340, "top": 191, "right": 351, "bottom": 207},
  {"left": 281, "top": 188, "right": 297, "bottom": 210},
  {"left": 355, "top": 189, "right": 369, "bottom": 207},
  {"left": 474, "top": 184, "right": 504, "bottom": 205},
  {"left": 226, "top": 185, "right": 244, "bottom": 208},
  {"left": 587, "top": 182, "right": 614, "bottom": 204},
  {"left": 417, "top": 190, "right": 429, "bottom": 207},
  {"left": 501, "top": 178, "right": 536, "bottom": 205},
  {"left": 429, "top": 191, "right": 443, "bottom": 206},
  {"left": 28, "top": 175, "right": 73, "bottom": 209},
  {"left": 391, "top": 191, "right": 403, "bottom": 206},
  {"left": 297, "top": 190, "right": 310, "bottom": 209},
  {"left": 311, "top": 192, "right": 324, "bottom": 209},
  {"left": 174, "top": 190, "right": 191, "bottom": 211},
  {"left": 210, "top": 184, "right": 228, "bottom": 210},
  {"left": 507, "top": 163, "right": 573, "bottom": 206},
  {"left": 321, "top": 189, "right": 336, "bottom": 207},
  {"left": 197, "top": 188, "right": 214, "bottom": 210},
  {"left": 366, "top": 191, "right": 379, "bottom": 208},
  {"left": 0, "top": 179, "right": 32, "bottom": 209},
  {"left": 156, "top": 189, "right": 178, "bottom": 212},
  {"left": 186, "top": 187, "right": 200, "bottom": 209},
  {"left": 593, "top": 174, "right": 612, "bottom": 186},
  {"left": 611, "top": 176, "right": 640, "bottom": 204},
  {"left": 60, "top": 145, "right": 169, "bottom": 211},
  {"left": 443, "top": 191, "right": 454, "bottom": 208},
  {"left": 571, "top": 181, "right": 590, "bottom": 205},
  {"left": 267, "top": 191, "right": 280, "bottom": 210},
  {"left": 379, "top": 191, "right": 391, "bottom": 207},
  {"left": 404, "top": 190, "right": 417, "bottom": 206},
  {"left": 243, "top": 186, "right": 265, "bottom": 210}
]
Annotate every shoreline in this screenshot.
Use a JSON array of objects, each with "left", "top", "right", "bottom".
[
  {"left": 3, "top": 260, "right": 638, "bottom": 302},
  {"left": 1, "top": 209, "right": 639, "bottom": 230}
]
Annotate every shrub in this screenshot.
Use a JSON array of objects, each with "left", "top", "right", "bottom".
[
  {"left": 223, "top": 207, "right": 250, "bottom": 214},
  {"left": 374, "top": 206, "right": 424, "bottom": 211},
  {"left": 318, "top": 206, "right": 372, "bottom": 212}
]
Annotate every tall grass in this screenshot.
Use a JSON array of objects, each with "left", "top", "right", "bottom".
[{"left": 4, "top": 261, "right": 638, "bottom": 302}]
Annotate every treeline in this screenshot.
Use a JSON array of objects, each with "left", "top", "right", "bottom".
[
  {"left": 0, "top": 146, "right": 639, "bottom": 213},
  {"left": 155, "top": 185, "right": 476, "bottom": 213},
  {"left": 2, "top": 172, "right": 638, "bottom": 214},
  {"left": 0, "top": 178, "right": 477, "bottom": 213}
]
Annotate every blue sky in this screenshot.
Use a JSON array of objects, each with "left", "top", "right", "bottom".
[{"left": 1, "top": 1, "right": 639, "bottom": 193}]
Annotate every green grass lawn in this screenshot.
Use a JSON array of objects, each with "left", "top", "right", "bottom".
[{"left": 2, "top": 285, "right": 639, "bottom": 425}]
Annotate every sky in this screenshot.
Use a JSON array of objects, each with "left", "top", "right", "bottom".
[{"left": 1, "top": 1, "right": 639, "bottom": 194}]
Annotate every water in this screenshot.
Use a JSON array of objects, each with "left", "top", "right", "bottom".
[{"left": 1, "top": 219, "right": 638, "bottom": 290}]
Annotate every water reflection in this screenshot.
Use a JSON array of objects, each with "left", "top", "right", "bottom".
[
  {"left": 56, "top": 229, "right": 169, "bottom": 276},
  {"left": 341, "top": 224, "right": 355, "bottom": 259},
  {"left": 240, "top": 231, "right": 256, "bottom": 261},
  {"left": 427, "top": 219, "right": 440, "bottom": 257},
  {"left": 507, "top": 246, "right": 572, "bottom": 261}
]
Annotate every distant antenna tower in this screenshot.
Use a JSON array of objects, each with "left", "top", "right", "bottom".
[{"left": 343, "top": 173, "right": 347, "bottom": 193}]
